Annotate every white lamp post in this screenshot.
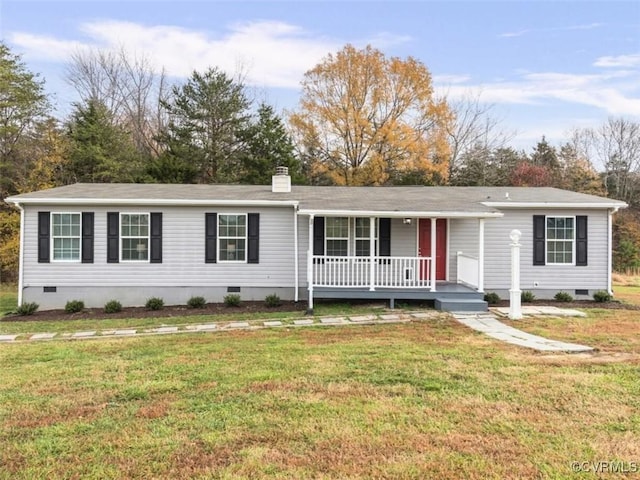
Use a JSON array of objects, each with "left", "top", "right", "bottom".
[{"left": 509, "top": 229, "right": 522, "bottom": 320}]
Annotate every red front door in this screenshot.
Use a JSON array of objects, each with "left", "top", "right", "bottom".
[{"left": 418, "top": 219, "right": 447, "bottom": 281}]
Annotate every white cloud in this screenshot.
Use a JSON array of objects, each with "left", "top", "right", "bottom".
[
  {"left": 499, "top": 22, "right": 603, "bottom": 38},
  {"left": 594, "top": 53, "right": 640, "bottom": 68},
  {"left": 435, "top": 69, "right": 640, "bottom": 117},
  {"left": 9, "top": 19, "right": 344, "bottom": 88},
  {"left": 499, "top": 29, "right": 529, "bottom": 38},
  {"left": 8, "top": 32, "right": 89, "bottom": 61},
  {"left": 433, "top": 74, "right": 472, "bottom": 85}
]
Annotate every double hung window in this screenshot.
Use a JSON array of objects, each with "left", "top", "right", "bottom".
[
  {"left": 51, "top": 213, "right": 81, "bottom": 261},
  {"left": 354, "top": 218, "right": 378, "bottom": 256},
  {"left": 325, "top": 217, "right": 349, "bottom": 256},
  {"left": 546, "top": 216, "right": 574, "bottom": 264},
  {"left": 219, "top": 214, "right": 247, "bottom": 262},
  {"left": 121, "top": 213, "right": 149, "bottom": 261}
]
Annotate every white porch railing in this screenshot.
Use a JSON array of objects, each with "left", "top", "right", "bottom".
[
  {"left": 312, "top": 256, "right": 432, "bottom": 289},
  {"left": 457, "top": 253, "right": 479, "bottom": 289}
]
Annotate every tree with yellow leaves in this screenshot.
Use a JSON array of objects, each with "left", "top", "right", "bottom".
[{"left": 289, "top": 44, "right": 452, "bottom": 185}]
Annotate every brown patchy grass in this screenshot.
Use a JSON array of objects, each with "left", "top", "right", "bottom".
[{"left": 1, "top": 319, "right": 639, "bottom": 479}]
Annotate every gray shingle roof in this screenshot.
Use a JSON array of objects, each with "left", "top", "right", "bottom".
[{"left": 6, "top": 183, "right": 627, "bottom": 214}]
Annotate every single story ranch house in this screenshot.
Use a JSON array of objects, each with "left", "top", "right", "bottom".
[{"left": 6, "top": 168, "right": 627, "bottom": 312}]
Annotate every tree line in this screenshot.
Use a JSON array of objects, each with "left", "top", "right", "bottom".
[{"left": 1, "top": 42, "right": 639, "bottom": 281}]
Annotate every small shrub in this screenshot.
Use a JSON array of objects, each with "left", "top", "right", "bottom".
[
  {"left": 521, "top": 291, "right": 536, "bottom": 303},
  {"left": 554, "top": 291, "right": 573, "bottom": 302},
  {"left": 104, "top": 300, "right": 122, "bottom": 314},
  {"left": 15, "top": 302, "right": 38, "bottom": 316},
  {"left": 483, "top": 292, "right": 500, "bottom": 305},
  {"left": 64, "top": 300, "right": 85, "bottom": 314},
  {"left": 593, "top": 290, "right": 612, "bottom": 303},
  {"left": 224, "top": 294, "right": 241, "bottom": 307},
  {"left": 145, "top": 297, "right": 164, "bottom": 311},
  {"left": 187, "top": 296, "right": 206, "bottom": 309},
  {"left": 265, "top": 293, "right": 282, "bottom": 308}
]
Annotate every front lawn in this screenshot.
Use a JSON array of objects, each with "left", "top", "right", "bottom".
[
  {"left": 1, "top": 312, "right": 639, "bottom": 479},
  {"left": 0, "top": 283, "right": 17, "bottom": 316}
]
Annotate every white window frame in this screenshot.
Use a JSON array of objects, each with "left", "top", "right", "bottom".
[
  {"left": 325, "top": 217, "right": 350, "bottom": 256},
  {"left": 120, "top": 212, "right": 150, "bottom": 263},
  {"left": 546, "top": 216, "right": 575, "bottom": 265},
  {"left": 51, "top": 212, "right": 81, "bottom": 262},
  {"left": 354, "top": 217, "right": 379, "bottom": 257},
  {"left": 218, "top": 213, "right": 247, "bottom": 263}
]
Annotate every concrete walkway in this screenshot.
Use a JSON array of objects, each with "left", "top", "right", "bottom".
[{"left": 452, "top": 310, "right": 593, "bottom": 352}]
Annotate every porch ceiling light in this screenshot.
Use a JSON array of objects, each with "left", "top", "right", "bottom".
[{"left": 403, "top": 218, "right": 412, "bottom": 225}]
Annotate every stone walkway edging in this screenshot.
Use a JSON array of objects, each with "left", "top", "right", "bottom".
[{"left": 0, "top": 311, "right": 436, "bottom": 344}]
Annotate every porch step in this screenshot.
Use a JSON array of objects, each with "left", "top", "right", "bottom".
[{"left": 434, "top": 298, "right": 488, "bottom": 312}]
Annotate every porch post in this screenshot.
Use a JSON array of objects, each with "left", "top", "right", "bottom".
[
  {"left": 430, "top": 218, "right": 436, "bottom": 292},
  {"left": 307, "top": 215, "right": 314, "bottom": 314},
  {"left": 369, "top": 216, "right": 375, "bottom": 291},
  {"left": 293, "top": 206, "right": 299, "bottom": 302},
  {"left": 478, "top": 218, "right": 485, "bottom": 292},
  {"left": 509, "top": 229, "right": 522, "bottom": 320}
]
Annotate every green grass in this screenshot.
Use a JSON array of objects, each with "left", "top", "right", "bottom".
[
  {"left": 613, "top": 285, "right": 640, "bottom": 306},
  {"left": 0, "top": 284, "right": 18, "bottom": 316},
  {"left": 1, "top": 312, "right": 639, "bottom": 479}
]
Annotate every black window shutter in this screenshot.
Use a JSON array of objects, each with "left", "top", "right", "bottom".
[
  {"left": 150, "top": 212, "right": 162, "bottom": 263},
  {"left": 576, "top": 216, "right": 588, "bottom": 266},
  {"left": 81, "top": 212, "right": 94, "bottom": 263},
  {"left": 313, "top": 216, "right": 325, "bottom": 255},
  {"left": 379, "top": 218, "right": 391, "bottom": 256},
  {"left": 205, "top": 213, "right": 217, "bottom": 263},
  {"left": 38, "top": 211, "right": 50, "bottom": 263},
  {"left": 247, "top": 213, "right": 260, "bottom": 264},
  {"left": 107, "top": 212, "right": 119, "bottom": 263},
  {"left": 533, "top": 215, "right": 546, "bottom": 266}
]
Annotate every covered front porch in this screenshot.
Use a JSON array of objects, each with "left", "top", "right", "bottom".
[{"left": 302, "top": 211, "right": 498, "bottom": 313}]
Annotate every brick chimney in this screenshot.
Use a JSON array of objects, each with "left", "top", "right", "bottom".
[{"left": 272, "top": 166, "right": 291, "bottom": 193}]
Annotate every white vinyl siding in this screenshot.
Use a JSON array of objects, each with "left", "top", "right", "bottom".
[
  {"left": 22, "top": 206, "right": 296, "bottom": 289},
  {"left": 218, "top": 214, "right": 247, "bottom": 262},
  {"left": 449, "top": 218, "right": 480, "bottom": 282},
  {"left": 483, "top": 209, "right": 609, "bottom": 291},
  {"left": 120, "top": 213, "right": 149, "bottom": 262},
  {"left": 51, "top": 213, "right": 81, "bottom": 261},
  {"left": 389, "top": 218, "right": 416, "bottom": 256}
]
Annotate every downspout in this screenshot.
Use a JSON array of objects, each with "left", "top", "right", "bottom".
[
  {"left": 16, "top": 202, "right": 25, "bottom": 307},
  {"left": 307, "top": 215, "right": 314, "bottom": 314},
  {"left": 293, "top": 205, "right": 299, "bottom": 302},
  {"left": 608, "top": 208, "right": 617, "bottom": 295}
]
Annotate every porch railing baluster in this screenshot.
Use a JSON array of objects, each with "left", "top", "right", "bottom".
[{"left": 312, "top": 255, "right": 433, "bottom": 289}]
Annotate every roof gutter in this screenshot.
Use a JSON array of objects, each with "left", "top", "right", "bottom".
[
  {"left": 298, "top": 209, "right": 503, "bottom": 218},
  {"left": 482, "top": 201, "right": 628, "bottom": 209},
  {"left": 5, "top": 198, "right": 300, "bottom": 208}
]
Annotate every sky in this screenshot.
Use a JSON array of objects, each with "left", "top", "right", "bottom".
[{"left": 1, "top": 0, "right": 639, "bottom": 151}]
